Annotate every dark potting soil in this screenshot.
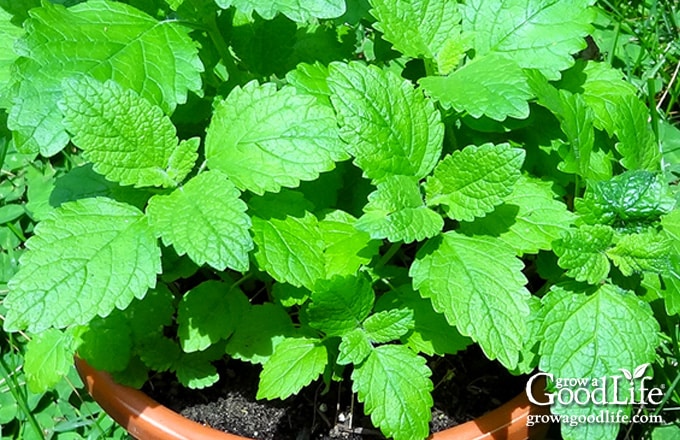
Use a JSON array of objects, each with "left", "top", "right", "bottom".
[{"left": 145, "top": 345, "right": 527, "bottom": 440}]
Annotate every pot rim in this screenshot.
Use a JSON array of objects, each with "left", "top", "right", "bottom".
[{"left": 75, "top": 357, "right": 549, "bottom": 440}]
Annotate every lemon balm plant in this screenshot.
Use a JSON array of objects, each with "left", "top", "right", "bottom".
[{"left": 0, "top": 0, "right": 678, "bottom": 439}]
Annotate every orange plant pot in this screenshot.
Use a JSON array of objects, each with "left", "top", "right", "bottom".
[{"left": 75, "top": 357, "right": 550, "bottom": 440}]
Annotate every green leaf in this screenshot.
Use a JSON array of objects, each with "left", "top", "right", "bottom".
[
  {"left": 138, "top": 337, "right": 181, "bottom": 372},
  {"left": 205, "top": 81, "right": 346, "bottom": 195},
  {"left": 178, "top": 281, "right": 250, "bottom": 353},
  {"left": 540, "top": 283, "right": 659, "bottom": 440},
  {"left": 575, "top": 170, "right": 676, "bottom": 228},
  {"left": 4, "top": 198, "right": 161, "bottom": 332},
  {"left": 0, "top": 204, "right": 24, "bottom": 224},
  {"left": 553, "top": 225, "right": 614, "bottom": 284},
  {"left": 463, "top": 0, "right": 594, "bottom": 79},
  {"left": 425, "top": 143, "right": 524, "bottom": 221},
  {"left": 285, "top": 62, "right": 332, "bottom": 106},
  {"left": 251, "top": 206, "right": 325, "bottom": 290},
  {"left": 8, "top": 0, "right": 202, "bottom": 155},
  {"left": 225, "top": 303, "right": 296, "bottom": 365},
  {"left": 411, "top": 232, "right": 530, "bottom": 368},
  {"left": 660, "top": 256, "right": 680, "bottom": 316},
  {"left": 368, "top": 0, "right": 462, "bottom": 61},
  {"left": 613, "top": 95, "right": 662, "bottom": 171},
  {"left": 176, "top": 352, "right": 219, "bottom": 389},
  {"left": 460, "top": 176, "right": 576, "bottom": 255},
  {"left": 24, "top": 329, "right": 75, "bottom": 393},
  {"left": 606, "top": 231, "right": 672, "bottom": 276},
  {"left": 356, "top": 175, "right": 443, "bottom": 243},
  {"left": 420, "top": 54, "right": 533, "bottom": 121},
  {"left": 553, "top": 91, "right": 597, "bottom": 179},
  {"left": 61, "top": 76, "right": 199, "bottom": 188},
  {"left": 79, "top": 313, "right": 132, "bottom": 373},
  {"left": 258, "top": 338, "right": 328, "bottom": 400},
  {"left": 328, "top": 61, "right": 443, "bottom": 181},
  {"left": 337, "top": 328, "right": 372, "bottom": 365},
  {"left": 0, "top": 8, "right": 22, "bottom": 104},
  {"left": 662, "top": 209, "right": 680, "bottom": 254},
  {"left": 124, "top": 285, "right": 175, "bottom": 340},
  {"left": 352, "top": 345, "right": 433, "bottom": 440},
  {"left": 272, "top": 282, "right": 310, "bottom": 307},
  {"left": 147, "top": 171, "right": 252, "bottom": 271},
  {"left": 216, "top": 0, "right": 345, "bottom": 22},
  {"left": 306, "top": 274, "right": 374, "bottom": 337},
  {"left": 319, "top": 210, "right": 380, "bottom": 278},
  {"left": 363, "top": 308, "right": 414, "bottom": 344}
]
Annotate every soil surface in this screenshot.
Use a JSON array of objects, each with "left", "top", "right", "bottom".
[{"left": 145, "top": 346, "right": 527, "bottom": 440}]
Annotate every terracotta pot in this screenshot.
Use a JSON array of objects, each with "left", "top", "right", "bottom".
[{"left": 75, "top": 357, "right": 550, "bottom": 440}]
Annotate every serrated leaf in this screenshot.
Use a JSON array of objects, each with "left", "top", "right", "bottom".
[
  {"left": 338, "top": 328, "right": 372, "bottom": 365},
  {"left": 356, "top": 175, "right": 443, "bottom": 243},
  {"left": 575, "top": 170, "right": 676, "bottom": 228},
  {"left": 363, "top": 308, "right": 414, "bottom": 343},
  {"left": 138, "top": 337, "right": 181, "bottom": 372},
  {"left": 306, "top": 274, "right": 374, "bottom": 337},
  {"left": 411, "top": 232, "right": 530, "bottom": 368},
  {"left": 425, "top": 143, "right": 524, "bottom": 221},
  {"left": 328, "top": 61, "right": 443, "bottom": 181},
  {"left": 176, "top": 352, "right": 219, "bottom": 389},
  {"left": 147, "top": 171, "right": 252, "bottom": 271},
  {"left": 553, "top": 225, "right": 614, "bottom": 284},
  {"left": 178, "top": 281, "right": 250, "bottom": 353},
  {"left": 420, "top": 54, "right": 533, "bottom": 121},
  {"left": 460, "top": 176, "right": 576, "bottom": 255},
  {"left": 251, "top": 206, "right": 325, "bottom": 290},
  {"left": 554, "top": 90, "right": 597, "bottom": 179},
  {"left": 205, "top": 81, "right": 346, "bottom": 195},
  {"left": 320, "top": 210, "right": 381, "bottom": 278},
  {"left": 61, "top": 76, "right": 199, "bottom": 188},
  {"left": 258, "top": 338, "right": 328, "bottom": 400},
  {"left": 4, "top": 198, "right": 161, "bottom": 332},
  {"left": 540, "top": 283, "right": 658, "bottom": 440},
  {"left": 463, "top": 0, "right": 594, "bottom": 79},
  {"left": 285, "top": 62, "right": 332, "bottom": 106},
  {"left": 24, "top": 329, "right": 75, "bottom": 393},
  {"left": 613, "top": 95, "right": 662, "bottom": 171},
  {"left": 0, "top": 8, "right": 22, "bottom": 103},
  {"left": 369, "top": 0, "right": 462, "bottom": 62},
  {"left": 79, "top": 313, "right": 132, "bottom": 373},
  {"left": 607, "top": 231, "right": 672, "bottom": 276},
  {"left": 225, "top": 303, "right": 295, "bottom": 365},
  {"left": 216, "top": 0, "right": 345, "bottom": 22},
  {"left": 662, "top": 209, "right": 680, "bottom": 253},
  {"left": 352, "top": 345, "right": 433, "bottom": 440},
  {"left": 272, "top": 282, "right": 310, "bottom": 307},
  {"left": 8, "top": 0, "right": 203, "bottom": 155},
  {"left": 124, "top": 284, "right": 175, "bottom": 340}
]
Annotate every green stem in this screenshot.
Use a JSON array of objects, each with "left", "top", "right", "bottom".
[
  {"left": 374, "top": 242, "right": 402, "bottom": 270},
  {"left": 206, "top": 11, "right": 241, "bottom": 85},
  {"left": 0, "top": 357, "right": 45, "bottom": 439}
]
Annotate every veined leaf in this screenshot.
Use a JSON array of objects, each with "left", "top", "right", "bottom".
[
  {"left": 0, "top": 8, "right": 22, "bottom": 105},
  {"left": 147, "top": 171, "right": 253, "bottom": 271},
  {"left": 356, "top": 175, "right": 443, "bottom": 243},
  {"left": 337, "top": 328, "right": 372, "bottom": 365},
  {"left": 363, "top": 308, "right": 414, "bottom": 344},
  {"left": 4, "top": 198, "right": 160, "bottom": 332},
  {"left": 352, "top": 345, "right": 433, "bottom": 440},
  {"left": 328, "top": 61, "right": 444, "bottom": 181},
  {"left": 320, "top": 210, "right": 381, "bottom": 278},
  {"left": 411, "top": 232, "right": 530, "bottom": 368},
  {"left": 553, "top": 225, "right": 614, "bottom": 284},
  {"left": 425, "top": 143, "right": 524, "bottom": 221},
  {"left": 607, "top": 231, "right": 672, "bottom": 276},
  {"left": 8, "top": 0, "right": 203, "bottom": 155},
  {"left": 61, "top": 76, "right": 199, "bottom": 188},
  {"left": 24, "top": 328, "right": 76, "bottom": 393},
  {"left": 613, "top": 95, "right": 662, "bottom": 171},
  {"left": 205, "top": 81, "right": 346, "bottom": 195},
  {"left": 216, "top": 0, "right": 345, "bottom": 22},
  {"left": 463, "top": 0, "right": 595, "bottom": 79}
]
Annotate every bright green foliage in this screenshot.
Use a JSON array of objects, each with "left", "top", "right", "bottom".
[
  {"left": 411, "top": 232, "right": 530, "bottom": 368},
  {"left": 124, "top": 285, "right": 175, "bottom": 340},
  {"left": 306, "top": 275, "right": 374, "bottom": 336},
  {"left": 352, "top": 345, "right": 433, "bottom": 440},
  {"left": 328, "top": 61, "right": 443, "bottom": 181},
  {"left": 79, "top": 313, "right": 132, "bottom": 373},
  {"left": 554, "top": 91, "right": 596, "bottom": 178},
  {"left": 138, "top": 337, "right": 181, "bottom": 372},
  {"left": 420, "top": 54, "right": 533, "bottom": 121},
  {"left": 215, "top": 0, "right": 346, "bottom": 22},
  {"left": 0, "top": 8, "right": 22, "bottom": 103},
  {"left": 258, "top": 338, "right": 328, "bottom": 400},
  {"left": 540, "top": 283, "right": 659, "bottom": 440},
  {"left": 147, "top": 171, "right": 252, "bottom": 271},
  {"left": 7, "top": 0, "right": 202, "bottom": 155},
  {"left": 368, "top": 0, "right": 462, "bottom": 63},
  {"left": 463, "top": 0, "right": 595, "bottom": 79},
  {"left": 319, "top": 210, "right": 381, "bottom": 277},
  {"left": 575, "top": 170, "right": 676, "bottom": 228},
  {"left": 206, "top": 81, "right": 346, "bottom": 195},
  {"left": 663, "top": 209, "right": 680, "bottom": 253},
  {"left": 3, "top": 198, "right": 160, "bottom": 332},
  {"left": 272, "top": 283, "right": 310, "bottom": 307},
  {"left": 554, "top": 225, "right": 614, "bottom": 284},
  {"left": 176, "top": 352, "right": 219, "bottom": 389},
  {"left": 460, "top": 177, "right": 575, "bottom": 255},
  {"left": 286, "top": 63, "right": 332, "bottom": 106},
  {"left": 425, "top": 143, "right": 524, "bottom": 221},
  {"left": 178, "top": 281, "right": 250, "bottom": 353},
  {"left": 61, "top": 77, "right": 199, "bottom": 188},
  {"left": 24, "top": 329, "right": 75, "bottom": 393},
  {"left": 363, "top": 308, "right": 414, "bottom": 343},
  {"left": 606, "top": 232, "right": 672, "bottom": 276},
  {"left": 612, "top": 95, "right": 662, "bottom": 170},
  {"left": 356, "top": 175, "right": 443, "bottom": 243},
  {"left": 225, "top": 303, "right": 295, "bottom": 364},
  {"left": 337, "top": 328, "right": 372, "bottom": 365}
]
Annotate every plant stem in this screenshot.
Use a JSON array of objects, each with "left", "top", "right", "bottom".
[
  {"left": 0, "top": 356, "right": 45, "bottom": 439},
  {"left": 375, "top": 242, "right": 402, "bottom": 270},
  {"left": 206, "top": 11, "right": 241, "bottom": 86}
]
